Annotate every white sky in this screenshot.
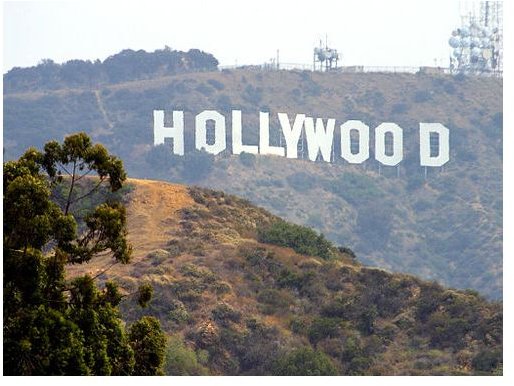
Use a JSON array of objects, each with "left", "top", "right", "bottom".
[{"left": 3, "top": 0, "right": 472, "bottom": 73}]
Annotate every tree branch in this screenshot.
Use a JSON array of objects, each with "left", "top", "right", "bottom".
[
  {"left": 64, "top": 161, "right": 77, "bottom": 215},
  {"left": 70, "top": 176, "right": 106, "bottom": 204}
]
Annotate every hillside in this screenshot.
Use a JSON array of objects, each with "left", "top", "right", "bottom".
[
  {"left": 66, "top": 178, "right": 502, "bottom": 375},
  {"left": 3, "top": 61, "right": 502, "bottom": 299}
]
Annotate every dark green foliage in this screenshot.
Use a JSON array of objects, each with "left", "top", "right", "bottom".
[
  {"left": 137, "top": 283, "right": 154, "bottom": 308},
  {"left": 273, "top": 347, "right": 338, "bottom": 376},
  {"left": 415, "top": 282, "right": 445, "bottom": 322},
  {"left": 308, "top": 317, "right": 341, "bottom": 344},
  {"left": 164, "top": 336, "right": 208, "bottom": 375},
  {"left": 328, "top": 173, "right": 382, "bottom": 206},
  {"left": 362, "top": 90, "right": 385, "bottom": 109},
  {"left": 356, "top": 203, "right": 393, "bottom": 250},
  {"left": 413, "top": 90, "right": 432, "bottom": 103},
  {"left": 129, "top": 316, "right": 167, "bottom": 375},
  {"left": 207, "top": 78, "right": 225, "bottom": 90},
  {"left": 3, "top": 134, "right": 164, "bottom": 375},
  {"left": 167, "top": 300, "right": 191, "bottom": 325},
  {"left": 181, "top": 150, "right": 214, "bottom": 181},
  {"left": 216, "top": 94, "right": 232, "bottom": 112},
  {"left": 338, "top": 246, "right": 357, "bottom": 259},
  {"left": 4, "top": 47, "right": 219, "bottom": 92},
  {"left": 256, "top": 289, "right": 291, "bottom": 315},
  {"left": 472, "top": 349, "right": 502, "bottom": 373},
  {"left": 212, "top": 303, "right": 242, "bottom": 327},
  {"left": 242, "top": 84, "right": 263, "bottom": 105},
  {"left": 239, "top": 151, "right": 256, "bottom": 167},
  {"left": 426, "top": 313, "right": 472, "bottom": 349},
  {"left": 358, "top": 305, "right": 378, "bottom": 335},
  {"left": 286, "top": 172, "right": 316, "bottom": 192},
  {"left": 391, "top": 102, "right": 409, "bottom": 114},
  {"left": 258, "top": 220, "right": 337, "bottom": 260},
  {"left": 145, "top": 144, "right": 182, "bottom": 170}
]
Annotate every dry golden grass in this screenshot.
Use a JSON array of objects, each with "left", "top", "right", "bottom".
[
  {"left": 67, "top": 178, "right": 193, "bottom": 279},
  {"left": 125, "top": 178, "right": 193, "bottom": 259}
]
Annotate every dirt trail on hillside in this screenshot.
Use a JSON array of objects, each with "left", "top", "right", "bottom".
[
  {"left": 126, "top": 178, "right": 193, "bottom": 259},
  {"left": 67, "top": 179, "right": 192, "bottom": 279}
]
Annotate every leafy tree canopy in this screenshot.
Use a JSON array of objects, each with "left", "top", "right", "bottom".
[{"left": 3, "top": 132, "right": 165, "bottom": 375}]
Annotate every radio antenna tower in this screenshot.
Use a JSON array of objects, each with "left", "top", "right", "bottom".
[
  {"left": 313, "top": 35, "right": 340, "bottom": 71},
  {"left": 449, "top": 1, "right": 502, "bottom": 76}
]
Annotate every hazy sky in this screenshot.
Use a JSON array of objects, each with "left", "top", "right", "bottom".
[{"left": 1, "top": 0, "right": 484, "bottom": 72}]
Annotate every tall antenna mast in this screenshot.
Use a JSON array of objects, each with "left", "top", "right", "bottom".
[{"left": 449, "top": 1, "right": 502, "bottom": 76}]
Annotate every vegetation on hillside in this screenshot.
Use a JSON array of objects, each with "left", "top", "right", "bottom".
[
  {"left": 3, "top": 134, "right": 166, "bottom": 375},
  {"left": 3, "top": 54, "right": 502, "bottom": 300},
  {"left": 101, "top": 184, "right": 501, "bottom": 376},
  {"left": 4, "top": 47, "right": 218, "bottom": 92}
]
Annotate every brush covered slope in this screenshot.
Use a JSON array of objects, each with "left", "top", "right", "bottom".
[
  {"left": 4, "top": 55, "right": 502, "bottom": 299},
  {"left": 68, "top": 178, "right": 502, "bottom": 376}
]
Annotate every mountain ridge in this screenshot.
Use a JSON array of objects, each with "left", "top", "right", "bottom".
[
  {"left": 4, "top": 59, "right": 502, "bottom": 299},
  {"left": 65, "top": 177, "right": 501, "bottom": 375}
]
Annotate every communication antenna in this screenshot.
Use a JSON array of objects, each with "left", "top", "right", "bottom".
[
  {"left": 313, "top": 35, "right": 340, "bottom": 71},
  {"left": 449, "top": 1, "right": 502, "bottom": 76}
]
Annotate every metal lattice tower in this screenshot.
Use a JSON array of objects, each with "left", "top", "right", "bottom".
[
  {"left": 449, "top": 1, "right": 502, "bottom": 76},
  {"left": 313, "top": 35, "right": 340, "bottom": 72}
]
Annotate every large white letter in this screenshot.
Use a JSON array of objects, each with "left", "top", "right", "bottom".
[
  {"left": 304, "top": 117, "right": 335, "bottom": 162},
  {"left": 375, "top": 123, "right": 403, "bottom": 166},
  {"left": 153, "top": 110, "right": 184, "bottom": 155},
  {"left": 340, "top": 120, "right": 369, "bottom": 163},
  {"left": 232, "top": 110, "right": 258, "bottom": 155},
  {"left": 278, "top": 113, "right": 305, "bottom": 159},
  {"left": 419, "top": 123, "right": 450, "bottom": 167},
  {"left": 259, "top": 111, "right": 285, "bottom": 156},
  {"left": 195, "top": 110, "right": 226, "bottom": 155}
]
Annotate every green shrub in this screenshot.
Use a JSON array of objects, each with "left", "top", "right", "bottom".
[
  {"left": 207, "top": 78, "right": 225, "bottom": 90},
  {"left": 328, "top": 173, "right": 381, "bottom": 206},
  {"left": 358, "top": 305, "right": 378, "bottom": 335},
  {"left": 257, "top": 289, "right": 291, "bottom": 315},
  {"left": 195, "top": 83, "right": 214, "bottom": 96},
  {"left": 216, "top": 94, "right": 232, "bottom": 112},
  {"left": 286, "top": 172, "right": 316, "bottom": 192},
  {"left": 257, "top": 221, "right": 336, "bottom": 260},
  {"left": 347, "top": 356, "right": 373, "bottom": 375},
  {"left": 308, "top": 317, "right": 341, "bottom": 344},
  {"left": 426, "top": 312, "right": 472, "bottom": 349},
  {"left": 414, "top": 90, "right": 432, "bottom": 103},
  {"left": 321, "top": 298, "right": 349, "bottom": 318},
  {"left": 164, "top": 336, "right": 209, "bottom": 375},
  {"left": 179, "top": 263, "right": 217, "bottom": 284},
  {"left": 181, "top": 150, "right": 214, "bottom": 182},
  {"left": 290, "top": 317, "right": 308, "bottom": 335},
  {"left": 212, "top": 303, "right": 241, "bottom": 327},
  {"left": 168, "top": 300, "right": 190, "bottom": 325},
  {"left": 391, "top": 102, "right": 409, "bottom": 114},
  {"left": 239, "top": 152, "right": 256, "bottom": 167},
  {"left": 242, "top": 84, "right": 262, "bottom": 104},
  {"left": 472, "top": 349, "right": 502, "bottom": 373},
  {"left": 213, "top": 281, "right": 232, "bottom": 295},
  {"left": 272, "top": 347, "right": 337, "bottom": 376}
]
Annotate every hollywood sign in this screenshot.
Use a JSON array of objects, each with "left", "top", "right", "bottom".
[{"left": 153, "top": 110, "right": 450, "bottom": 167}]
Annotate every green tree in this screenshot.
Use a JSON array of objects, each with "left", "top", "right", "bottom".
[
  {"left": 3, "top": 132, "right": 164, "bottom": 375},
  {"left": 129, "top": 316, "right": 167, "bottom": 375},
  {"left": 272, "top": 347, "right": 338, "bottom": 376}
]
